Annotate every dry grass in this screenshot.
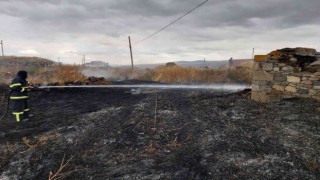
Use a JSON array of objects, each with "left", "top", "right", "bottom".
[
  {"left": 111, "top": 67, "right": 148, "bottom": 80},
  {"left": 167, "top": 135, "right": 192, "bottom": 149},
  {"left": 20, "top": 133, "right": 57, "bottom": 154},
  {"left": 138, "top": 65, "right": 252, "bottom": 84},
  {"left": 239, "top": 60, "right": 254, "bottom": 69},
  {"left": 48, "top": 154, "right": 76, "bottom": 180},
  {"left": 49, "top": 65, "right": 86, "bottom": 84},
  {"left": 0, "top": 142, "right": 18, "bottom": 170},
  {"left": 226, "top": 67, "right": 252, "bottom": 83},
  {"left": 0, "top": 65, "right": 86, "bottom": 85},
  {"left": 0, "top": 66, "right": 24, "bottom": 84},
  {"left": 6, "top": 142, "right": 17, "bottom": 155},
  {"left": 1, "top": 60, "right": 253, "bottom": 85},
  {"left": 145, "top": 141, "right": 158, "bottom": 154},
  {"left": 302, "top": 156, "right": 320, "bottom": 175}
]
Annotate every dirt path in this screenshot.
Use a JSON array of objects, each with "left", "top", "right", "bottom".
[{"left": 0, "top": 88, "right": 319, "bottom": 179}]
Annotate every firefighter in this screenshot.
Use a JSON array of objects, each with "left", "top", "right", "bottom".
[{"left": 9, "top": 70, "right": 32, "bottom": 122}]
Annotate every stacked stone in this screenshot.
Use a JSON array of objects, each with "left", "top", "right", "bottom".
[{"left": 251, "top": 48, "right": 320, "bottom": 103}]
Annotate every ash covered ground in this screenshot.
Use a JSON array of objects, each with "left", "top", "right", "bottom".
[{"left": 0, "top": 86, "right": 319, "bottom": 179}]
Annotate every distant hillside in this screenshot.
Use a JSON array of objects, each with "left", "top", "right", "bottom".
[
  {"left": 174, "top": 60, "right": 227, "bottom": 68},
  {"left": 0, "top": 56, "right": 54, "bottom": 67},
  {"left": 84, "top": 61, "right": 110, "bottom": 68},
  {"left": 118, "top": 59, "right": 252, "bottom": 69}
]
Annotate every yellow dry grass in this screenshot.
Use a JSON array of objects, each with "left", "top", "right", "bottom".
[
  {"left": 20, "top": 133, "right": 57, "bottom": 154},
  {"left": 239, "top": 60, "right": 254, "bottom": 69},
  {"left": 1, "top": 62, "right": 252, "bottom": 85},
  {"left": 141, "top": 65, "right": 252, "bottom": 83},
  {"left": 49, "top": 65, "right": 86, "bottom": 84},
  {"left": 0, "top": 65, "right": 86, "bottom": 85}
]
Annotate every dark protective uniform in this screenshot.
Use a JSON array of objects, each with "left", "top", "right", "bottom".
[{"left": 9, "top": 71, "right": 30, "bottom": 122}]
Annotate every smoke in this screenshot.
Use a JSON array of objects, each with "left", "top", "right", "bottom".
[
  {"left": 39, "top": 84, "right": 250, "bottom": 92},
  {"left": 81, "top": 68, "right": 113, "bottom": 79}
]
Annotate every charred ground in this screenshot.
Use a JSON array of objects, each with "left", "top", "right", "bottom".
[{"left": 0, "top": 86, "right": 319, "bottom": 179}]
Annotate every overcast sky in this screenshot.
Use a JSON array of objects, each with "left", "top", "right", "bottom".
[{"left": 0, "top": 0, "right": 319, "bottom": 65}]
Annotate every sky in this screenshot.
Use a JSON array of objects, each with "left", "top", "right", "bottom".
[{"left": 0, "top": 0, "right": 319, "bottom": 65}]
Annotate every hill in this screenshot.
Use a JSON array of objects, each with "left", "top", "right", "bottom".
[
  {"left": 118, "top": 59, "right": 252, "bottom": 69},
  {"left": 0, "top": 56, "right": 54, "bottom": 67},
  {"left": 84, "top": 61, "right": 110, "bottom": 68}
]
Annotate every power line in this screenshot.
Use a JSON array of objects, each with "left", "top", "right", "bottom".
[{"left": 135, "top": 0, "right": 209, "bottom": 45}]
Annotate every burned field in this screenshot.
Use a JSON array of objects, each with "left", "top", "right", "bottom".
[{"left": 0, "top": 86, "right": 319, "bottom": 179}]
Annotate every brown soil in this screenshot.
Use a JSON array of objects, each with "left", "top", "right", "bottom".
[{"left": 0, "top": 86, "right": 319, "bottom": 179}]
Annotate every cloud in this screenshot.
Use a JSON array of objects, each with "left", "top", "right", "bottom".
[
  {"left": 0, "top": 0, "right": 319, "bottom": 65},
  {"left": 18, "top": 49, "right": 39, "bottom": 55}
]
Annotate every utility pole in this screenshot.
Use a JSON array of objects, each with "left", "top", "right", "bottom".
[
  {"left": 128, "top": 36, "right": 134, "bottom": 70},
  {"left": 128, "top": 36, "right": 134, "bottom": 78},
  {"left": 0, "top": 40, "right": 4, "bottom": 57},
  {"left": 252, "top": 48, "right": 255, "bottom": 59},
  {"left": 82, "top": 54, "right": 86, "bottom": 66}
]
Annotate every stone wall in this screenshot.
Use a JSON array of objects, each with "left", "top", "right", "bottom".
[{"left": 251, "top": 47, "right": 320, "bottom": 103}]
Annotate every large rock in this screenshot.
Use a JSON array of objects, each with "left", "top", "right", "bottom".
[
  {"left": 310, "top": 60, "right": 320, "bottom": 66},
  {"left": 287, "top": 76, "right": 301, "bottom": 83},
  {"left": 272, "top": 85, "right": 285, "bottom": 91},
  {"left": 285, "top": 86, "right": 297, "bottom": 93},
  {"left": 268, "top": 47, "right": 318, "bottom": 71},
  {"left": 254, "top": 55, "right": 268, "bottom": 62},
  {"left": 261, "top": 63, "right": 273, "bottom": 71},
  {"left": 273, "top": 75, "right": 286, "bottom": 82},
  {"left": 252, "top": 80, "right": 271, "bottom": 86},
  {"left": 252, "top": 71, "right": 273, "bottom": 81},
  {"left": 277, "top": 47, "right": 316, "bottom": 55},
  {"left": 253, "top": 62, "right": 262, "bottom": 70}
]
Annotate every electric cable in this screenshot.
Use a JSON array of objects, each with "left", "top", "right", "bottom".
[{"left": 135, "top": 0, "right": 209, "bottom": 45}]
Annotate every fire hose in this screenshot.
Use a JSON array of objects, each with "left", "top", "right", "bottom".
[{"left": 0, "top": 90, "right": 13, "bottom": 121}]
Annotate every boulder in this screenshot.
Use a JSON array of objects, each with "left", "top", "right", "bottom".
[
  {"left": 310, "top": 60, "right": 320, "bottom": 66},
  {"left": 268, "top": 47, "right": 318, "bottom": 71}
]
